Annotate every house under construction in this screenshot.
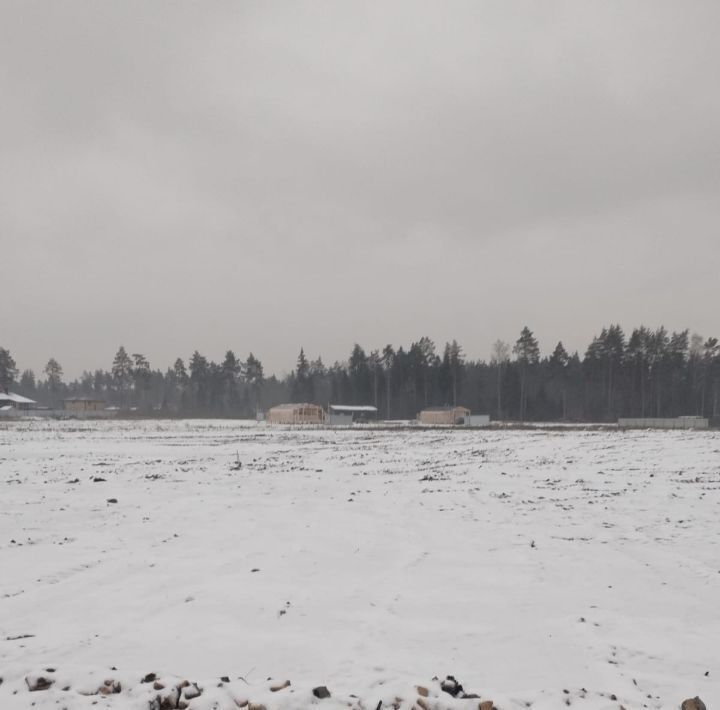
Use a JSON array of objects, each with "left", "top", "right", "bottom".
[
  {"left": 418, "top": 406, "right": 471, "bottom": 426},
  {"left": 266, "top": 403, "right": 326, "bottom": 425}
]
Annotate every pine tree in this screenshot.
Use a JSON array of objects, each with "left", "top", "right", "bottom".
[
  {"left": 601, "top": 325, "right": 625, "bottom": 419},
  {"left": 490, "top": 340, "right": 511, "bottom": 420},
  {"left": 416, "top": 337, "right": 436, "bottom": 406},
  {"left": 79, "top": 371, "right": 94, "bottom": 397},
  {"left": 172, "top": 358, "right": 189, "bottom": 413},
  {"left": 111, "top": 346, "right": 133, "bottom": 408},
  {"left": 448, "top": 340, "right": 464, "bottom": 407},
  {"left": 19, "top": 369, "right": 36, "bottom": 396},
  {"left": 513, "top": 327, "right": 540, "bottom": 421},
  {"left": 0, "top": 347, "right": 18, "bottom": 393},
  {"left": 44, "top": 358, "right": 64, "bottom": 407},
  {"left": 296, "top": 348, "right": 309, "bottom": 380},
  {"left": 703, "top": 338, "right": 720, "bottom": 417},
  {"left": 647, "top": 327, "right": 669, "bottom": 416},
  {"left": 309, "top": 357, "right": 326, "bottom": 378},
  {"left": 221, "top": 350, "right": 241, "bottom": 414},
  {"left": 173, "top": 358, "right": 189, "bottom": 386},
  {"left": 549, "top": 341, "right": 570, "bottom": 419},
  {"left": 381, "top": 345, "right": 395, "bottom": 419},
  {"left": 189, "top": 351, "right": 209, "bottom": 413},
  {"left": 667, "top": 330, "right": 689, "bottom": 415},
  {"left": 244, "top": 353, "right": 264, "bottom": 413},
  {"left": 368, "top": 350, "right": 382, "bottom": 409},
  {"left": 132, "top": 353, "right": 151, "bottom": 410},
  {"left": 689, "top": 333, "right": 705, "bottom": 415},
  {"left": 348, "top": 344, "right": 370, "bottom": 405},
  {"left": 93, "top": 370, "right": 106, "bottom": 399},
  {"left": 292, "top": 348, "right": 312, "bottom": 402},
  {"left": 222, "top": 350, "right": 241, "bottom": 382},
  {"left": 627, "top": 327, "right": 650, "bottom": 416}
]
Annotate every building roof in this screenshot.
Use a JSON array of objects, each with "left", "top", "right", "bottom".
[
  {"left": 269, "top": 403, "right": 322, "bottom": 410},
  {"left": 329, "top": 405, "right": 378, "bottom": 413},
  {"left": 420, "top": 406, "right": 469, "bottom": 412},
  {"left": 63, "top": 397, "right": 106, "bottom": 403},
  {"left": 0, "top": 391, "right": 37, "bottom": 405}
]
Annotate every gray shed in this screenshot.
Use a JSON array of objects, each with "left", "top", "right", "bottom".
[{"left": 328, "top": 405, "right": 378, "bottom": 426}]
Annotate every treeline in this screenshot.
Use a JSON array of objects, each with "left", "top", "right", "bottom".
[{"left": 1, "top": 324, "right": 719, "bottom": 422}]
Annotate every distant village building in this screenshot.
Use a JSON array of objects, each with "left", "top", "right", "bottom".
[
  {"left": 327, "top": 405, "right": 378, "bottom": 426},
  {"left": 63, "top": 398, "right": 106, "bottom": 413},
  {"left": 266, "top": 403, "right": 326, "bottom": 425},
  {"left": 466, "top": 414, "right": 491, "bottom": 427},
  {"left": 618, "top": 416, "right": 709, "bottom": 430},
  {"left": 0, "top": 391, "right": 37, "bottom": 412},
  {"left": 418, "top": 406, "right": 471, "bottom": 426}
]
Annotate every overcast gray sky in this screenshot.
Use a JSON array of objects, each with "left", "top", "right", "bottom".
[{"left": 2, "top": 1, "right": 719, "bottom": 378}]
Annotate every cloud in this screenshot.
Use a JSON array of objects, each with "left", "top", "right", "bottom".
[{"left": 2, "top": 1, "right": 719, "bottom": 376}]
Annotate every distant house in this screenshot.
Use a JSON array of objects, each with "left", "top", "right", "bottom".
[
  {"left": 328, "top": 405, "right": 378, "bottom": 426},
  {"left": 266, "top": 403, "right": 325, "bottom": 425},
  {"left": 418, "top": 406, "right": 471, "bottom": 426},
  {"left": 63, "top": 398, "right": 106, "bottom": 413},
  {"left": 466, "top": 414, "right": 491, "bottom": 427},
  {"left": 0, "top": 391, "right": 37, "bottom": 411}
]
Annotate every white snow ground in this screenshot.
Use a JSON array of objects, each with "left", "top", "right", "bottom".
[{"left": 0, "top": 420, "right": 718, "bottom": 710}]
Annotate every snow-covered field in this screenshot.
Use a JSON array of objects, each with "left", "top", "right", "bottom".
[{"left": 1, "top": 420, "right": 718, "bottom": 710}]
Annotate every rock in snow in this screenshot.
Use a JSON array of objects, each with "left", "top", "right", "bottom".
[
  {"left": 98, "top": 678, "right": 122, "bottom": 694},
  {"left": 25, "top": 674, "right": 54, "bottom": 692},
  {"left": 440, "top": 675, "right": 464, "bottom": 697},
  {"left": 312, "top": 685, "right": 332, "bottom": 698},
  {"left": 681, "top": 698, "right": 707, "bottom": 710},
  {"left": 182, "top": 681, "right": 202, "bottom": 699}
]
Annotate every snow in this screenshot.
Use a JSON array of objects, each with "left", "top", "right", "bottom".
[
  {"left": 1, "top": 420, "right": 718, "bottom": 709},
  {"left": 328, "top": 405, "right": 378, "bottom": 413}
]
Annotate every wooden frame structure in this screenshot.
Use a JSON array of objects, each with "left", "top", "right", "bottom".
[
  {"left": 418, "top": 406, "right": 471, "bottom": 426},
  {"left": 266, "top": 403, "right": 326, "bottom": 425}
]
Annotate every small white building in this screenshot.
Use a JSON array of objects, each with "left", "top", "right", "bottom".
[
  {"left": 328, "top": 405, "right": 378, "bottom": 426},
  {"left": 618, "top": 416, "right": 709, "bottom": 430},
  {"left": 467, "top": 414, "right": 491, "bottom": 427},
  {"left": 0, "top": 391, "right": 37, "bottom": 412}
]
